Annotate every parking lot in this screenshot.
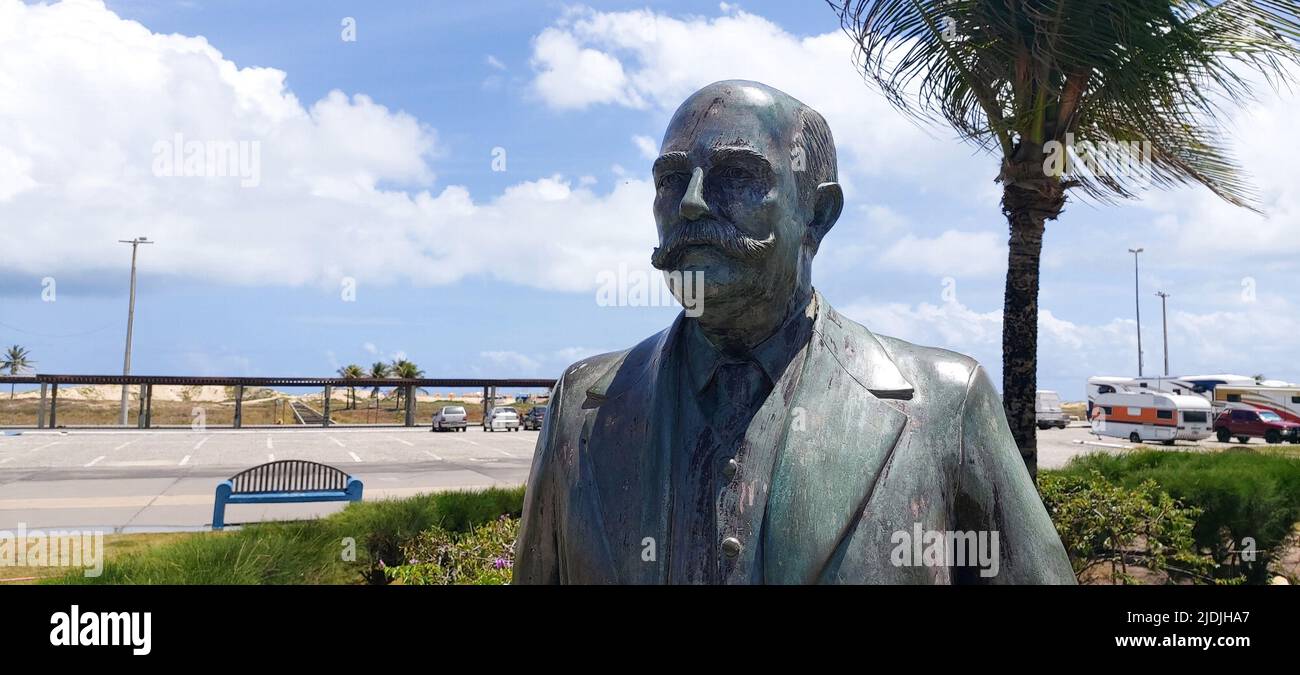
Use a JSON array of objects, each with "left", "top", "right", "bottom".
[
  {"left": 0, "top": 427, "right": 536, "bottom": 531},
  {"left": 1036, "top": 422, "right": 1299, "bottom": 469},
  {"left": 3, "top": 421, "right": 1292, "bottom": 533}
]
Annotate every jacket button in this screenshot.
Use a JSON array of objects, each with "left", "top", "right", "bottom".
[
  {"left": 721, "top": 537, "right": 742, "bottom": 557},
  {"left": 722, "top": 458, "right": 739, "bottom": 479}
]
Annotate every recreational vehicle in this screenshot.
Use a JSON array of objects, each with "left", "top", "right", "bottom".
[
  {"left": 1085, "top": 374, "right": 1260, "bottom": 416},
  {"left": 1213, "top": 385, "right": 1300, "bottom": 423},
  {"left": 1089, "top": 392, "right": 1215, "bottom": 444}
]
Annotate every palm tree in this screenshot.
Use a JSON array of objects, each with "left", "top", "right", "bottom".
[
  {"left": 831, "top": 0, "right": 1300, "bottom": 477},
  {"left": 389, "top": 359, "right": 425, "bottom": 410},
  {"left": 368, "top": 361, "right": 391, "bottom": 405},
  {"left": 2, "top": 345, "right": 35, "bottom": 399},
  {"left": 338, "top": 364, "right": 364, "bottom": 409}
]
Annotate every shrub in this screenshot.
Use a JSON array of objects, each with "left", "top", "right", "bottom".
[
  {"left": 385, "top": 515, "right": 518, "bottom": 585},
  {"left": 328, "top": 486, "right": 525, "bottom": 584},
  {"left": 1052, "top": 450, "right": 1300, "bottom": 583},
  {"left": 1039, "top": 470, "right": 1218, "bottom": 584}
]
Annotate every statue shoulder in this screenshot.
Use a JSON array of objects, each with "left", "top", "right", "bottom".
[
  {"left": 554, "top": 349, "right": 630, "bottom": 400},
  {"left": 866, "top": 329, "right": 982, "bottom": 401},
  {"left": 552, "top": 324, "right": 672, "bottom": 409}
]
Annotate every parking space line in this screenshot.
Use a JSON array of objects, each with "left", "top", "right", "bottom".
[
  {"left": 268, "top": 453, "right": 275, "bottom": 461},
  {"left": 179, "top": 455, "right": 191, "bottom": 466},
  {"left": 113, "top": 439, "right": 137, "bottom": 451},
  {"left": 193, "top": 436, "right": 210, "bottom": 450},
  {"left": 388, "top": 436, "right": 414, "bottom": 447},
  {"left": 348, "top": 451, "right": 362, "bottom": 463},
  {"left": 491, "top": 449, "right": 517, "bottom": 458},
  {"left": 423, "top": 450, "right": 443, "bottom": 461},
  {"left": 85, "top": 455, "right": 105, "bottom": 467},
  {"left": 266, "top": 436, "right": 273, "bottom": 450},
  {"left": 329, "top": 436, "right": 345, "bottom": 448}
]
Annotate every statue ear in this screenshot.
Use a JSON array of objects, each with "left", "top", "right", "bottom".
[{"left": 804, "top": 181, "right": 843, "bottom": 254}]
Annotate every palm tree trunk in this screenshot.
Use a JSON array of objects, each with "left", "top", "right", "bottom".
[{"left": 999, "top": 154, "right": 1067, "bottom": 481}]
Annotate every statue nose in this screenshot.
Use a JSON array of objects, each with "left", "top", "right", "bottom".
[{"left": 678, "top": 167, "right": 711, "bottom": 221}]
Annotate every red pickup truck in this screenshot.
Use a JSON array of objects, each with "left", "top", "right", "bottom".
[{"left": 1214, "top": 408, "right": 1300, "bottom": 444}]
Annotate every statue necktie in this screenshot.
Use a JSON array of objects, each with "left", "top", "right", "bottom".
[{"left": 705, "top": 361, "right": 771, "bottom": 446}]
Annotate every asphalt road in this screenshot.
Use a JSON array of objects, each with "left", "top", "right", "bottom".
[
  {"left": 0, "top": 427, "right": 535, "bottom": 532},
  {"left": 3, "top": 421, "right": 1291, "bottom": 532}
]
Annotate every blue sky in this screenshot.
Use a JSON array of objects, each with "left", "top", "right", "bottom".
[{"left": 2, "top": 0, "right": 1298, "bottom": 400}]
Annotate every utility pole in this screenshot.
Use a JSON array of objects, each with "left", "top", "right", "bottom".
[
  {"left": 118, "top": 237, "right": 153, "bottom": 425},
  {"left": 1128, "top": 248, "right": 1144, "bottom": 377},
  {"left": 1155, "top": 291, "right": 1170, "bottom": 377}
]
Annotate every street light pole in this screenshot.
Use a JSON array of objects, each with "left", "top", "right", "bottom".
[
  {"left": 1128, "top": 247, "right": 1144, "bottom": 377},
  {"left": 1156, "top": 291, "right": 1170, "bottom": 377},
  {"left": 118, "top": 237, "right": 153, "bottom": 425}
]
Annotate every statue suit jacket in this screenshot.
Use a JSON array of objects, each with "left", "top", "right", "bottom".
[{"left": 514, "top": 293, "right": 1075, "bottom": 584}]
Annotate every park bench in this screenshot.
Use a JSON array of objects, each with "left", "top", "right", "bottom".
[{"left": 212, "top": 459, "right": 363, "bottom": 530}]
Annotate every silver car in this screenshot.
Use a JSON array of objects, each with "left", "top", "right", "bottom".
[
  {"left": 431, "top": 406, "right": 468, "bottom": 432},
  {"left": 486, "top": 407, "right": 520, "bottom": 432}
]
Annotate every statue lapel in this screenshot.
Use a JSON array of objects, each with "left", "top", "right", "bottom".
[
  {"left": 579, "top": 315, "right": 683, "bottom": 583},
  {"left": 763, "top": 299, "right": 914, "bottom": 584}
]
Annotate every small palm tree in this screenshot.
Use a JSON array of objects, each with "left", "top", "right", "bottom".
[
  {"left": 389, "top": 359, "right": 425, "bottom": 410},
  {"left": 831, "top": 0, "right": 1300, "bottom": 477},
  {"left": 338, "top": 364, "right": 364, "bottom": 409},
  {"left": 2, "top": 345, "right": 35, "bottom": 399},
  {"left": 368, "top": 361, "right": 391, "bottom": 404}
]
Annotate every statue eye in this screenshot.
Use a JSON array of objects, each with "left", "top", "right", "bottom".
[
  {"left": 716, "top": 166, "right": 754, "bottom": 181},
  {"left": 656, "top": 172, "right": 687, "bottom": 190}
]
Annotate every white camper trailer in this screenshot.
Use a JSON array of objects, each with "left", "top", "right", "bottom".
[
  {"left": 1089, "top": 392, "right": 1215, "bottom": 445},
  {"left": 1086, "top": 374, "right": 1260, "bottom": 416}
]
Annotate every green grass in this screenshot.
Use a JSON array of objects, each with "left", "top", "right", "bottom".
[
  {"left": 45, "top": 486, "right": 526, "bottom": 585},
  {"left": 1, "top": 531, "right": 192, "bottom": 584}
]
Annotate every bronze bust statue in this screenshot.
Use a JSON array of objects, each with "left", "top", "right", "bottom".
[{"left": 515, "top": 80, "right": 1074, "bottom": 584}]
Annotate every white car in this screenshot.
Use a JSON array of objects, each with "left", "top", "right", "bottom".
[
  {"left": 431, "top": 406, "right": 468, "bottom": 432},
  {"left": 486, "top": 407, "right": 520, "bottom": 432}
]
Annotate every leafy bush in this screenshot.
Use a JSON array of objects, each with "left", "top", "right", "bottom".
[
  {"left": 329, "top": 486, "right": 525, "bottom": 583},
  {"left": 384, "top": 515, "right": 519, "bottom": 585},
  {"left": 1051, "top": 450, "right": 1300, "bottom": 583},
  {"left": 1039, "top": 470, "right": 1218, "bottom": 584}
]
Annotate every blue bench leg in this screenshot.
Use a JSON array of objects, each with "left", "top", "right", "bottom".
[
  {"left": 213, "top": 481, "right": 233, "bottom": 530},
  {"left": 345, "top": 477, "right": 364, "bottom": 502}
]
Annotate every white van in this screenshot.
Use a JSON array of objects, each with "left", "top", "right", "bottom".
[
  {"left": 1089, "top": 392, "right": 1214, "bottom": 445},
  {"left": 1035, "top": 390, "right": 1068, "bottom": 430}
]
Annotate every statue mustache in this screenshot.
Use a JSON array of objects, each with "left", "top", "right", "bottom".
[{"left": 650, "top": 218, "right": 776, "bottom": 269}]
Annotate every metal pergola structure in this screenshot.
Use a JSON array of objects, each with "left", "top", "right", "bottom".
[{"left": 3, "top": 375, "right": 555, "bottom": 429}]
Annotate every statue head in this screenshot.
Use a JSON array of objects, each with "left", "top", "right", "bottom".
[{"left": 651, "top": 80, "right": 842, "bottom": 334}]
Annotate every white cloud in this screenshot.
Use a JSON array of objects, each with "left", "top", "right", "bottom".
[
  {"left": 525, "top": 5, "right": 1000, "bottom": 203},
  {"left": 877, "top": 230, "right": 1007, "bottom": 278},
  {"left": 0, "top": 0, "right": 656, "bottom": 292},
  {"left": 838, "top": 293, "right": 1300, "bottom": 398},
  {"left": 480, "top": 350, "right": 542, "bottom": 373},
  {"left": 486, "top": 54, "right": 506, "bottom": 70},
  {"left": 632, "top": 134, "right": 659, "bottom": 160}
]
